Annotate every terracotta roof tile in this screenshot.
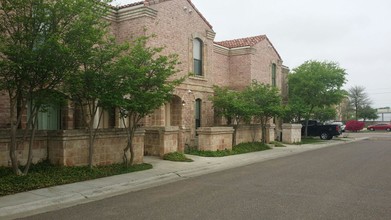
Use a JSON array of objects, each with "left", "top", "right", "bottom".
[
  {"left": 215, "top": 35, "right": 267, "bottom": 49},
  {"left": 117, "top": 1, "right": 144, "bottom": 9}
]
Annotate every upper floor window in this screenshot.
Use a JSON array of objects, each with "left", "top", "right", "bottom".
[
  {"left": 193, "top": 38, "right": 203, "bottom": 76},
  {"left": 271, "top": 63, "right": 277, "bottom": 87}
]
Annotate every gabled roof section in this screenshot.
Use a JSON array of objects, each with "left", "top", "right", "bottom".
[
  {"left": 115, "top": 0, "right": 213, "bottom": 29},
  {"left": 215, "top": 35, "right": 282, "bottom": 60},
  {"left": 186, "top": 0, "right": 213, "bottom": 29},
  {"left": 214, "top": 35, "right": 266, "bottom": 49}
]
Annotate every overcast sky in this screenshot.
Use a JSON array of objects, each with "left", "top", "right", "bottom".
[{"left": 112, "top": 0, "right": 391, "bottom": 108}]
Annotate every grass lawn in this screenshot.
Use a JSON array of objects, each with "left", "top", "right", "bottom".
[
  {"left": 0, "top": 161, "right": 152, "bottom": 197},
  {"left": 163, "top": 152, "right": 193, "bottom": 162},
  {"left": 186, "top": 142, "right": 271, "bottom": 157}
]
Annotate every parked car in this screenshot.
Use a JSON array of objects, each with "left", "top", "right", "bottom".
[
  {"left": 301, "top": 120, "right": 342, "bottom": 140},
  {"left": 367, "top": 123, "right": 391, "bottom": 131},
  {"left": 326, "top": 121, "right": 346, "bottom": 132}
]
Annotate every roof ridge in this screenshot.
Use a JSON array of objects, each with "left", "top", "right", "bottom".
[
  {"left": 113, "top": 1, "right": 144, "bottom": 9},
  {"left": 215, "top": 35, "right": 267, "bottom": 49},
  {"left": 113, "top": 0, "right": 213, "bottom": 29}
]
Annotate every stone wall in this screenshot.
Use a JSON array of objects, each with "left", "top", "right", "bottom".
[
  {"left": 282, "top": 123, "right": 302, "bottom": 144},
  {"left": 0, "top": 130, "right": 47, "bottom": 167},
  {"left": 266, "top": 124, "right": 276, "bottom": 143},
  {"left": 144, "top": 126, "right": 179, "bottom": 157},
  {"left": 0, "top": 94, "right": 10, "bottom": 129},
  {"left": 0, "top": 129, "right": 145, "bottom": 167},
  {"left": 235, "top": 124, "right": 276, "bottom": 145},
  {"left": 178, "top": 127, "right": 191, "bottom": 152},
  {"left": 197, "top": 127, "right": 234, "bottom": 151},
  {"left": 235, "top": 125, "right": 262, "bottom": 144}
]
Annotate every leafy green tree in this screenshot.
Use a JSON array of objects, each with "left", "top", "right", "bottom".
[
  {"left": 64, "top": 39, "right": 127, "bottom": 169},
  {"left": 0, "top": 0, "right": 112, "bottom": 175},
  {"left": 358, "top": 105, "right": 378, "bottom": 121},
  {"left": 109, "top": 36, "right": 183, "bottom": 166},
  {"left": 348, "top": 86, "right": 372, "bottom": 120},
  {"left": 288, "top": 60, "right": 347, "bottom": 137},
  {"left": 312, "top": 106, "right": 337, "bottom": 123},
  {"left": 282, "top": 99, "right": 309, "bottom": 123},
  {"left": 244, "top": 81, "right": 284, "bottom": 144},
  {"left": 210, "top": 86, "right": 252, "bottom": 145}
]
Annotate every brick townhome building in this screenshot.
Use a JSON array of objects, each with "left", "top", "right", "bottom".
[{"left": 0, "top": 0, "right": 289, "bottom": 166}]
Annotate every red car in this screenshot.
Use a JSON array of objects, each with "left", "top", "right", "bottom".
[{"left": 367, "top": 123, "right": 391, "bottom": 131}]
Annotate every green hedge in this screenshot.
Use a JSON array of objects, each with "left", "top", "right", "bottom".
[
  {"left": 0, "top": 161, "right": 152, "bottom": 197},
  {"left": 186, "top": 142, "right": 271, "bottom": 157}
]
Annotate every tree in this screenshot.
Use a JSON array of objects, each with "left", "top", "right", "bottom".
[
  {"left": 312, "top": 106, "right": 337, "bottom": 123},
  {"left": 358, "top": 105, "right": 378, "bottom": 121},
  {"left": 348, "top": 86, "right": 372, "bottom": 120},
  {"left": 244, "top": 81, "right": 284, "bottom": 144},
  {"left": 288, "top": 60, "right": 347, "bottom": 137},
  {"left": 0, "top": 0, "right": 112, "bottom": 175},
  {"left": 64, "top": 39, "right": 127, "bottom": 169},
  {"left": 210, "top": 86, "right": 252, "bottom": 145},
  {"left": 109, "top": 36, "right": 183, "bottom": 166}
]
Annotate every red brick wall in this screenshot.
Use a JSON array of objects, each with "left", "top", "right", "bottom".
[{"left": 115, "top": 0, "right": 216, "bottom": 137}]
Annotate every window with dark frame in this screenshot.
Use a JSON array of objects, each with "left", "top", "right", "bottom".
[
  {"left": 272, "top": 63, "right": 277, "bottom": 87},
  {"left": 193, "top": 38, "right": 203, "bottom": 76}
]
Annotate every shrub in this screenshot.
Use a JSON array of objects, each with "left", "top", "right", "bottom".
[
  {"left": 163, "top": 152, "right": 193, "bottom": 162},
  {"left": 186, "top": 142, "right": 271, "bottom": 157},
  {"left": 0, "top": 161, "right": 152, "bottom": 197},
  {"left": 345, "top": 120, "right": 365, "bottom": 132},
  {"left": 270, "top": 141, "right": 286, "bottom": 147}
]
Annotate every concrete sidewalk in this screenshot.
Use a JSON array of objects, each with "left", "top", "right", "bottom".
[{"left": 0, "top": 137, "right": 367, "bottom": 219}]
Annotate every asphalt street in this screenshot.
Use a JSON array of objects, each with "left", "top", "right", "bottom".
[{"left": 19, "top": 139, "right": 391, "bottom": 220}]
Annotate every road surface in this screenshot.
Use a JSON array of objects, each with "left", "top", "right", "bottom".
[{"left": 21, "top": 139, "right": 391, "bottom": 220}]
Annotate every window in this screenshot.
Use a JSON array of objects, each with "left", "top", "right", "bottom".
[
  {"left": 34, "top": 104, "right": 61, "bottom": 130},
  {"left": 195, "top": 99, "right": 201, "bottom": 130},
  {"left": 271, "top": 63, "right": 277, "bottom": 87},
  {"left": 193, "top": 38, "right": 203, "bottom": 76}
]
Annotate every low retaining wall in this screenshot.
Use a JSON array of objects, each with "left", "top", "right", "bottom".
[
  {"left": 0, "top": 129, "right": 145, "bottom": 167},
  {"left": 144, "top": 126, "right": 179, "bottom": 157},
  {"left": 235, "top": 125, "right": 261, "bottom": 144},
  {"left": 0, "top": 130, "right": 48, "bottom": 167},
  {"left": 178, "top": 127, "right": 191, "bottom": 153},
  {"left": 235, "top": 124, "right": 276, "bottom": 144},
  {"left": 197, "top": 127, "right": 234, "bottom": 151},
  {"left": 266, "top": 124, "right": 276, "bottom": 143}
]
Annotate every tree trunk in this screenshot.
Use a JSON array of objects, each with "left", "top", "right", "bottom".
[
  {"left": 23, "top": 103, "right": 41, "bottom": 174},
  {"left": 9, "top": 97, "right": 22, "bottom": 175},
  {"left": 23, "top": 117, "right": 38, "bottom": 174},
  {"left": 232, "top": 124, "right": 237, "bottom": 146},
  {"left": 88, "top": 124, "right": 94, "bottom": 169},
  {"left": 123, "top": 128, "right": 135, "bottom": 167},
  {"left": 261, "top": 118, "right": 266, "bottom": 144},
  {"left": 123, "top": 114, "right": 139, "bottom": 167},
  {"left": 9, "top": 124, "right": 22, "bottom": 175},
  {"left": 304, "top": 118, "right": 309, "bottom": 138}
]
